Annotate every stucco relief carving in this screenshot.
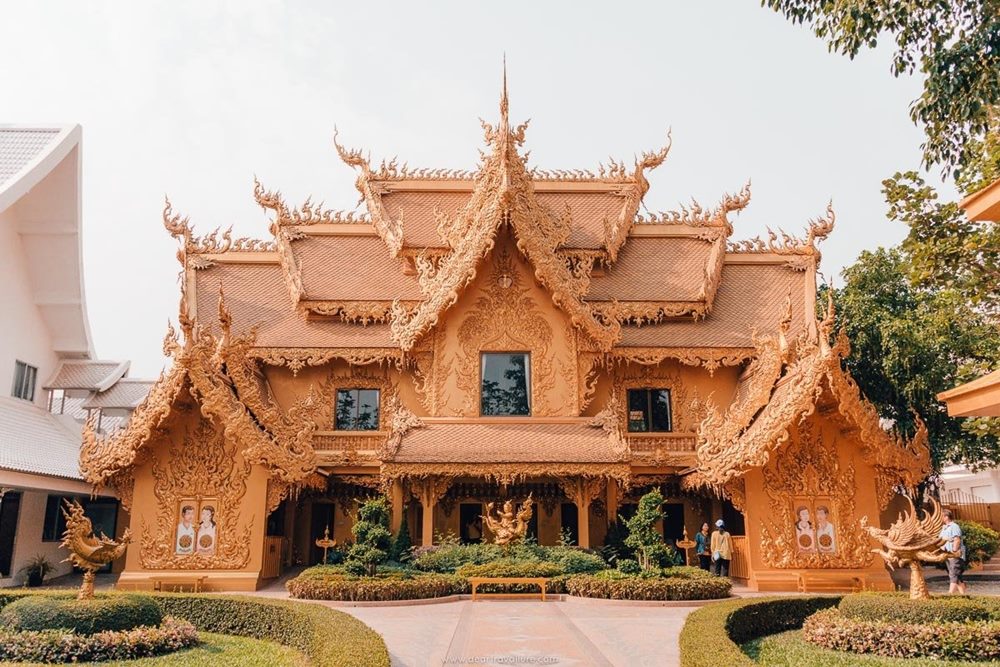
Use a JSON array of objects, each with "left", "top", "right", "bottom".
[
  {"left": 455, "top": 248, "right": 561, "bottom": 417},
  {"left": 140, "top": 419, "right": 253, "bottom": 570},
  {"left": 759, "top": 420, "right": 871, "bottom": 569}
]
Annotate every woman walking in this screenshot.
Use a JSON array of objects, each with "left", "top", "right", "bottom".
[
  {"left": 710, "top": 519, "right": 732, "bottom": 577},
  {"left": 695, "top": 522, "right": 711, "bottom": 571}
]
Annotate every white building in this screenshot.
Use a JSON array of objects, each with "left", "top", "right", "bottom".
[{"left": 0, "top": 125, "right": 149, "bottom": 586}]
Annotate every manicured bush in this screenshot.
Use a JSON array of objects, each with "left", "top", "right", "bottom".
[
  {"left": 565, "top": 572, "right": 731, "bottom": 600},
  {"left": 412, "top": 539, "right": 606, "bottom": 575},
  {"left": 412, "top": 540, "right": 504, "bottom": 573},
  {"left": 839, "top": 591, "right": 1000, "bottom": 624},
  {"left": 748, "top": 629, "right": 991, "bottom": 667},
  {"left": 0, "top": 590, "right": 390, "bottom": 667},
  {"left": 803, "top": 607, "right": 1000, "bottom": 661},
  {"left": 679, "top": 596, "right": 842, "bottom": 667},
  {"left": 286, "top": 567, "right": 467, "bottom": 601},
  {"left": 958, "top": 519, "right": 1000, "bottom": 564},
  {"left": 0, "top": 593, "right": 163, "bottom": 634},
  {"left": 543, "top": 547, "right": 606, "bottom": 574},
  {"left": 0, "top": 616, "right": 197, "bottom": 663},
  {"left": 624, "top": 490, "right": 673, "bottom": 570},
  {"left": 345, "top": 497, "right": 393, "bottom": 576},
  {"left": 456, "top": 559, "right": 563, "bottom": 579},
  {"left": 389, "top": 515, "right": 413, "bottom": 563}
]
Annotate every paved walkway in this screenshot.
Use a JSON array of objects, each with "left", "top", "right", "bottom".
[{"left": 342, "top": 599, "right": 697, "bottom": 667}]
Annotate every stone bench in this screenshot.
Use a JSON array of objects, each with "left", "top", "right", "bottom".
[{"left": 468, "top": 576, "right": 549, "bottom": 601}]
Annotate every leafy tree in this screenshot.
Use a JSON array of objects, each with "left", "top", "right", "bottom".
[
  {"left": 762, "top": 0, "right": 1000, "bottom": 175},
  {"left": 389, "top": 512, "right": 413, "bottom": 563},
  {"left": 623, "top": 490, "right": 671, "bottom": 571},
  {"left": 829, "top": 248, "right": 1000, "bottom": 469},
  {"left": 345, "top": 497, "right": 392, "bottom": 577}
]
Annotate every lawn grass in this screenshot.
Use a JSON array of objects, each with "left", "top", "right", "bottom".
[
  {"left": 0, "top": 632, "right": 307, "bottom": 667},
  {"left": 744, "top": 629, "right": 993, "bottom": 667}
]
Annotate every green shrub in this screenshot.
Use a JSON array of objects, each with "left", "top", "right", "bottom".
[
  {"left": 958, "top": 519, "right": 1000, "bottom": 564},
  {"left": 624, "top": 490, "right": 673, "bottom": 570},
  {"left": 456, "top": 559, "right": 563, "bottom": 579},
  {"left": 345, "top": 497, "right": 392, "bottom": 576},
  {"left": 617, "top": 558, "right": 641, "bottom": 574},
  {"left": 0, "top": 616, "right": 197, "bottom": 663},
  {"left": 0, "top": 593, "right": 163, "bottom": 634},
  {"left": 286, "top": 568, "right": 467, "bottom": 601},
  {"left": 389, "top": 515, "right": 413, "bottom": 562},
  {"left": 803, "top": 607, "right": 1000, "bottom": 661},
  {"left": 839, "top": 591, "right": 1000, "bottom": 623},
  {"left": 539, "top": 546, "right": 606, "bottom": 574},
  {"left": 0, "top": 590, "right": 389, "bottom": 667},
  {"left": 679, "top": 596, "right": 842, "bottom": 667},
  {"left": 749, "top": 629, "right": 992, "bottom": 667},
  {"left": 565, "top": 573, "right": 731, "bottom": 600},
  {"left": 412, "top": 540, "right": 504, "bottom": 573}
]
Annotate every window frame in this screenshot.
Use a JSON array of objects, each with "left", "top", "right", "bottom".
[
  {"left": 11, "top": 360, "right": 37, "bottom": 402},
  {"left": 42, "top": 495, "right": 79, "bottom": 542},
  {"left": 626, "top": 387, "right": 673, "bottom": 433},
  {"left": 479, "top": 351, "right": 532, "bottom": 417},
  {"left": 333, "top": 387, "right": 381, "bottom": 431}
]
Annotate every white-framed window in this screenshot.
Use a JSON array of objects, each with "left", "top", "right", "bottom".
[{"left": 11, "top": 361, "right": 37, "bottom": 402}]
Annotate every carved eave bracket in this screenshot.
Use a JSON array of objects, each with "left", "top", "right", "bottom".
[
  {"left": 333, "top": 129, "right": 404, "bottom": 257},
  {"left": 727, "top": 202, "right": 835, "bottom": 270},
  {"left": 603, "top": 133, "right": 673, "bottom": 263}
]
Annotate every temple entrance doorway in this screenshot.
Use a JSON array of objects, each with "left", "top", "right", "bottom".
[
  {"left": 560, "top": 503, "right": 578, "bottom": 545},
  {"left": 459, "top": 503, "right": 482, "bottom": 544}
]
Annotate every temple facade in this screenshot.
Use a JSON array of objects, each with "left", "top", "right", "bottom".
[{"left": 80, "top": 82, "right": 929, "bottom": 592}]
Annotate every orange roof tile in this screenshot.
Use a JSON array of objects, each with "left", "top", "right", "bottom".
[
  {"left": 292, "top": 235, "right": 422, "bottom": 301},
  {"left": 391, "top": 419, "right": 623, "bottom": 463},
  {"left": 586, "top": 236, "right": 712, "bottom": 302},
  {"left": 195, "top": 263, "right": 395, "bottom": 348},
  {"left": 616, "top": 263, "right": 808, "bottom": 348}
]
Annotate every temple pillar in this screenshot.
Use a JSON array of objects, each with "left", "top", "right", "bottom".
[
  {"left": 421, "top": 500, "right": 434, "bottom": 547},
  {"left": 576, "top": 499, "right": 591, "bottom": 548},
  {"left": 412, "top": 476, "right": 450, "bottom": 548},
  {"left": 390, "top": 481, "right": 404, "bottom": 534},
  {"left": 606, "top": 482, "right": 619, "bottom": 525}
]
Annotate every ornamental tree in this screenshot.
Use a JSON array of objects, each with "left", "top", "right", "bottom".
[
  {"left": 345, "top": 497, "right": 392, "bottom": 577},
  {"left": 762, "top": 0, "right": 1000, "bottom": 177},
  {"left": 623, "top": 490, "right": 671, "bottom": 571}
]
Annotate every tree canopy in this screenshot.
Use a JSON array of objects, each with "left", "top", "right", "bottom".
[{"left": 762, "top": 0, "right": 1000, "bottom": 177}]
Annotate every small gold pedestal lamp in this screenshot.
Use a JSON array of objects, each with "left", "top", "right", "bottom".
[
  {"left": 676, "top": 526, "right": 697, "bottom": 567},
  {"left": 315, "top": 526, "right": 337, "bottom": 565}
]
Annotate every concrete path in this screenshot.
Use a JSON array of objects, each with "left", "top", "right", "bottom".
[{"left": 342, "top": 599, "right": 697, "bottom": 667}]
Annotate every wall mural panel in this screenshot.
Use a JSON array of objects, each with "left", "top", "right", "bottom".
[
  {"left": 758, "top": 418, "right": 871, "bottom": 569},
  {"left": 140, "top": 419, "right": 253, "bottom": 570}
]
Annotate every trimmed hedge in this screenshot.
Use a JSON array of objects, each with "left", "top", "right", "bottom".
[
  {"left": 749, "top": 629, "right": 992, "bottom": 667},
  {"left": 0, "top": 616, "right": 196, "bottom": 663},
  {"left": 0, "top": 590, "right": 389, "bottom": 667},
  {"left": 565, "top": 572, "right": 731, "bottom": 601},
  {"left": 412, "top": 541, "right": 606, "bottom": 575},
  {"left": 456, "top": 559, "right": 563, "bottom": 579},
  {"left": 839, "top": 592, "right": 1000, "bottom": 624},
  {"left": 0, "top": 593, "right": 163, "bottom": 634},
  {"left": 803, "top": 607, "right": 1000, "bottom": 661},
  {"left": 959, "top": 520, "right": 1000, "bottom": 564},
  {"left": 286, "top": 566, "right": 467, "bottom": 601},
  {"left": 0, "top": 616, "right": 198, "bottom": 663},
  {"left": 679, "top": 596, "right": 842, "bottom": 667}
]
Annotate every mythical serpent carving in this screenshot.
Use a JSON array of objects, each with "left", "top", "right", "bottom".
[
  {"left": 862, "top": 496, "right": 949, "bottom": 600},
  {"left": 60, "top": 500, "right": 131, "bottom": 599}
]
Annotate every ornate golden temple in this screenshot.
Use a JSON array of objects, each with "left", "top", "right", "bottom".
[{"left": 80, "top": 77, "right": 929, "bottom": 591}]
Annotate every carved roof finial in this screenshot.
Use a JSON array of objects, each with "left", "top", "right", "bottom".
[
  {"left": 778, "top": 292, "right": 793, "bottom": 362},
  {"left": 500, "top": 55, "right": 509, "bottom": 137},
  {"left": 819, "top": 290, "right": 835, "bottom": 354}
]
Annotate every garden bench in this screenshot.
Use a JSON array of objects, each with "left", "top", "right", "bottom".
[
  {"left": 468, "top": 576, "right": 549, "bottom": 601},
  {"left": 149, "top": 574, "right": 207, "bottom": 593},
  {"left": 796, "top": 571, "right": 865, "bottom": 593}
]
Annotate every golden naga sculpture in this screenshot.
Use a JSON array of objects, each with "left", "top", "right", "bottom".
[
  {"left": 60, "top": 500, "right": 131, "bottom": 599},
  {"left": 861, "top": 496, "right": 949, "bottom": 600},
  {"left": 482, "top": 494, "right": 534, "bottom": 547}
]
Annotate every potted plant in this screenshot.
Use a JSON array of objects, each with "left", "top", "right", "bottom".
[{"left": 20, "top": 554, "right": 54, "bottom": 587}]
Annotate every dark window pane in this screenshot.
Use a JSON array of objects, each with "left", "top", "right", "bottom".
[
  {"left": 651, "top": 389, "right": 672, "bottom": 432},
  {"left": 335, "top": 390, "right": 356, "bottom": 430},
  {"left": 356, "top": 389, "right": 380, "bottom": 431},
  {"left": 335, "top": 389, "right": 380, "bottom": 430},
  {"left": 481, "top": 353, "right": 530, "bottom": 416},
  {"left": 627, "top": 389, "right": 649, "bottom": 432}
]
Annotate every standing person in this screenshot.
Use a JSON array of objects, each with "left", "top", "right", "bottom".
[
  {"left": 695, "top": 522, "right": 712, "bottom": 571},
  {"left": 710, "top": 519, "right": 732, "bottom": 577},
  {"left": 939, "top": 509, "right": 967, "bottom": 594}
]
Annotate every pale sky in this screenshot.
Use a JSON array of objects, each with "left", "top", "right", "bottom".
[{"left": 0, "top": 1, "right": 954, "bottom": 378}]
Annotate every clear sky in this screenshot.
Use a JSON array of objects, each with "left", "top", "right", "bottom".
[{"left": 0, "top": 1, "right": 954, "bottom": 378}]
